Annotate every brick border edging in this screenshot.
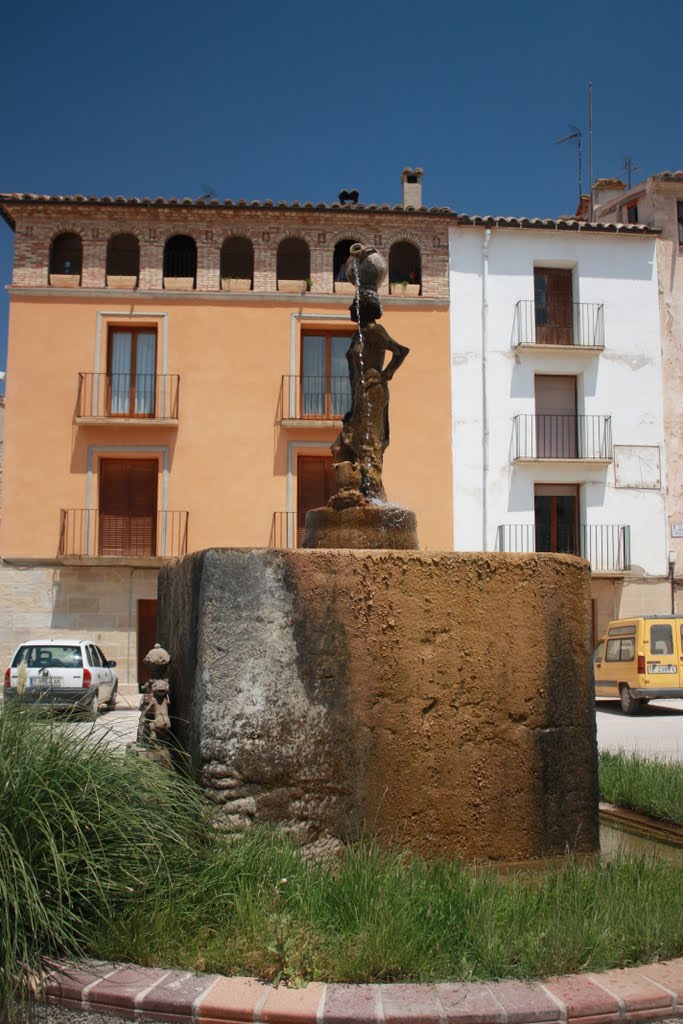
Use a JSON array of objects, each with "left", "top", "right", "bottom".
[{"left": 42, "top": 958, "right": 683, "bottom": 1023}]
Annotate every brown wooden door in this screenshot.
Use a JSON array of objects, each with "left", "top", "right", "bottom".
[
  {"left": 297, "top": 456, "right": 335, "bottom": 545},
  {"left": 137, "top": 599, "right": 158, "bottom": 688},
  {"left": 535, "top": 375, "right": 577, "bottom": 458},
  {"left": 534, "top": 268, "right": 573, "bottom": 345},
  {"left": 99, "top": 459, "right": 158, "bottom": 555}
]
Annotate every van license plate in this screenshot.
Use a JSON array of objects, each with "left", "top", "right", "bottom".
[{"left": 648, "top": 664, "right": 676, "bottom": 673}]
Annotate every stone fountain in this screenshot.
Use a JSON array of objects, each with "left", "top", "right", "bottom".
[{"left": 158, "top": 245, "right": 599, "bottom": 865}]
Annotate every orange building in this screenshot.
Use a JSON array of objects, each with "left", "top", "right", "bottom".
[{"left": 0, "top": 171, "right": 453, "bottom": 694}]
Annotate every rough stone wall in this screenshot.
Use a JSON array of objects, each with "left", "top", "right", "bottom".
[
  {"left": 159, "top": 549, "right": 599, "bottom": 863},
  {"left": 0, "top": 562, "right": 157, "bottom": 690},
  {"left": 5, "top": 204, "right": 450, "bottom": 299}
]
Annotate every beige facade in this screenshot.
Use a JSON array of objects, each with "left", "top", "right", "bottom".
[{"left": 0, "top": 176, "right": 453, "bottom": 688}]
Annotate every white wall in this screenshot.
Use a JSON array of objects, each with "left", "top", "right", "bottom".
[{"left": 449, "top": 226, "right": 666, "bottom": 576}]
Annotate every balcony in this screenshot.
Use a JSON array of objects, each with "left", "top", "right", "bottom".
[
  {"left": 76, "top": 373, "right": 180, "bottom": 425},
  {"left": 278, "top": 375, "right": 351, "bottom": 426},
  {"left": 59, "top": 509, "right": 189, "bottom": 559},
  {"left": 513, "top": 415, "right": 613, "bottom": 462},
  {"left": 497, "top": 524, "right": 631, "bottom": 573},
  {"left": 270, "top": 511, "right": 297, "bottom": 548},
  {"left": 514, "top": 300, "right": 604, "bottom": 349}
]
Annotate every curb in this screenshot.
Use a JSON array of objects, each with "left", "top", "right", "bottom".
[
  {"left": 42, "top": 958, "right": 683, "bottom": 1023},
  {"left": 599, "top": 803, "right": 683, "bottom": 848}
]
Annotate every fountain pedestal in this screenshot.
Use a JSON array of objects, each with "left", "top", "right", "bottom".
[
  {"left": 302, "top": 505, "right": 418, "bottom": 549},
  {"left": 159, "top": 547, "right": 599, "bottom": 864}
]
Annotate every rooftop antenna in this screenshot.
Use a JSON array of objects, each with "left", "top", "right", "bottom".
[
  {"left": 622, "top": 157, "right": 640, "bottom": 190},
  {"left": 556, "top": 124, "right": 583, "bottom": 201},
  {"left": 199, "top": 183, "right": 217, "bottom": 201},
  {"left": 588, "top": 82, "right": 593, "bottom": 219}
]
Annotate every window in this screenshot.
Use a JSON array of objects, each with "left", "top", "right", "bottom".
[
  {"left": 297, "top": 456, "right": 335, "bottom": 546},
  {"left": 98, "top": 459, "right": 158, "bottom": 556},
  {"left": 534, "top": 484, "right": 579, "bottom": 554},
  {"left": 534, "top": 267, "right": 573, "bottom": 345},
  {"left": 301, "top": 330, "right": 352, "bottom": 418},
  {"left": 333, "top": 239, "right": 357, "bottom": 283},
  {"left": 220, "top": 236, "right": 253, "bottom": 285},
  {"left": 535, "top": 375, "right": 577, "bottom": 458},
  {"left": 49, "top": 232, "right": 83, "bottom": 278},
  {"left": 605, "top": 636, "right": 635, "bottom": 662},
  {"left": 389, "top": 241, "right": 421, "bottom": 288},
  {"left": 277, "top": 237, "right": 310, "bottom": 287},
  {"left": 163, "top": 235, "right": 197, "bottom": 285},
  {"left": 107, "top": 327, "right": 157, "bottom": 416},
  {"left": 677, "top": 201, "right": 683, "bottom": 247},
  {"left": 650, "top": 624, "right": 673, "bottom": 655},
  {"left": 106, "top": 234, "right": 139, "bottom": 282},
  {"left": 626, "top": 203, "right": 639, "bottom": 224},
  {"left": 593, "top": 641, "right": 604, "bottom": 663}
]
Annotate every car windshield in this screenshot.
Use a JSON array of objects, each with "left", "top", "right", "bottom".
[{"left": 12, "top": 645, "right": 83, "bottom": 669}]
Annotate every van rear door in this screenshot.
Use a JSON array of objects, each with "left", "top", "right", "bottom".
[{"left": 646, "top": 621, "right": 680, "bottom": 688}]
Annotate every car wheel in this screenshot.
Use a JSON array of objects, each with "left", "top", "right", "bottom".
[
  {"left": 88, "top": 689, "right": 100, "bottom": 718},
  {"left": 619, "top": 684, "right": 641, "bottom": 715},
  {"left": 105, "top": 681, "right": 118, "bottom": 712}
]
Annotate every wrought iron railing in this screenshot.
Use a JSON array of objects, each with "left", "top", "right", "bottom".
[
  {"left": 278, "top": 375, "right": 351, "bottom": 422},
  {"left": 514, "top": 300, "right": 605, "bottom": 348},
  {"left": 59, "top": 509, "right": 189, "bottom": 558},
  {"left": 513, "top": 414, "right": 613, "bottom": 460},
  {"left": 496, "top": 524, "right": 631, "bottom": 572},
  {"left": 76, "top": 373, "right": 180, "bottom": 420},
  {"left": 270, "top": 511, "right": 298, "bottom": 549}
]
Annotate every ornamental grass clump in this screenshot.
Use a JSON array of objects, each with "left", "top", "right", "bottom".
[
  {"left": 0, "top": 702, "right": 210, "bottom": 1021},
  {"left": 599, "top": 749, "right": 683, "bottom": 826}
]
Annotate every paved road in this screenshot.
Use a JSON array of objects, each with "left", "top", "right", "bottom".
[
  {"left": 61, "top": 697, "right": 683, "bottom": 761},
  {"left": 595, "top": 698, "right": 683, "bottom": 760}
]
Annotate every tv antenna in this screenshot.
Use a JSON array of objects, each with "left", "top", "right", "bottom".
[
  {"left": 555, "top": 125, "right": 583, "bottom": 199},
  {"left": 622, "top": 157, "right": 640, "bottom": 189},
  {"left": 199, "top": 183, "right": 217, "bottom": 201}
]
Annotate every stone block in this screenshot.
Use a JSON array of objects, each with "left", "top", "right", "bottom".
[{"left": 159, "top": 549, "right": 599, "bottom": 863}]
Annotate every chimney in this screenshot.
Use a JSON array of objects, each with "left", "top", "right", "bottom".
[
  {"left": 401, "top": 167, "right": 424, "bottom": 208},
  {"left": 592, "top": 178, "right": 626, "bottom": 215}
]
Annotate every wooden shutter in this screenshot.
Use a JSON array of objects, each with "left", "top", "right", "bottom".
[
  {"left": 99, "top": 459, "right": 157, "bottom": 556},
  {"left": 535, "top": 376, "right": 577, "bottom": 457},
  {"left": 297, "top": 456, "right": 335, "bottom": 545},
  {"left": 534, "top": 268, "right": 573, "bottom": 345}
]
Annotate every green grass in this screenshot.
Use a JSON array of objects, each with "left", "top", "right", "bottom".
[
  {"left": 91, "top": 830, "right": 683, "bottom": 986},
  {"left": 599, "top": 750, "right": 683, "bottom": 826},
  {"left": 2, "top": 702, "right": 682, "bottom": 1022}
]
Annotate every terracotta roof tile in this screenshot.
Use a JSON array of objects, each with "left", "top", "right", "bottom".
[{"left": 0, "top": 191, "right": 660, "bottom": 235}]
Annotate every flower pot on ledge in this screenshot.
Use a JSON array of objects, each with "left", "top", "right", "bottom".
[
  {"left": 107, "top": 275, "right": 137, "bottom": 289},
  {"left": 278, "top": 279, "right": 308, "bottom": 294},
  {"left": 221, "top": 278, "right": 252, "bottom": 292},
  {"left": 164, "top": 277, "right": 195, "bottom": 291},
  {"left": 390, "top": 282, "right": 421, "bottom": 297},
  {"left": 49, "top": 274, "right": 80, "bottom": 288}
]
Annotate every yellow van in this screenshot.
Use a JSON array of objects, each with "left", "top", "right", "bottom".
[{"left": 593, "top": 615, "right": 683, "bottom": 714}]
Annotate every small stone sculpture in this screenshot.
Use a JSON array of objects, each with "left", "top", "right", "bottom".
[{"left": 136, "top": 643, "right": 171, "bottom": 747}]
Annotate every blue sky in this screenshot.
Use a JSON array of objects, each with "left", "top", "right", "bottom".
[{"left": 1, "top": 0, "right": 681, "bottom": 392}]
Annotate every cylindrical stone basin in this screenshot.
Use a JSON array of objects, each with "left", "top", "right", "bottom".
[{"left": 158, "top": 548, "right": 599, "bottom": 864}]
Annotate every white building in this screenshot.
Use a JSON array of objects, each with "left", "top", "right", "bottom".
[{"left": 449, "top": 215, "right": 667, "bottom": 637}]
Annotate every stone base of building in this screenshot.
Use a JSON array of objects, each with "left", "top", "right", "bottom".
[
  {"left": 302, "top": 504, "right": 419, "bottom": 549},
  {"left": 159, "top": 548, "right": 600, "bottom": 863}
]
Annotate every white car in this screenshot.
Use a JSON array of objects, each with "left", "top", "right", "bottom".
[{"left": 3, "top": 638, "right": 118, "bottom": 714}]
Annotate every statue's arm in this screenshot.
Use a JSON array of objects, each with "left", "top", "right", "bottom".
[{"left": 382, "top": 336, "right": 410, "bottom": 382}]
